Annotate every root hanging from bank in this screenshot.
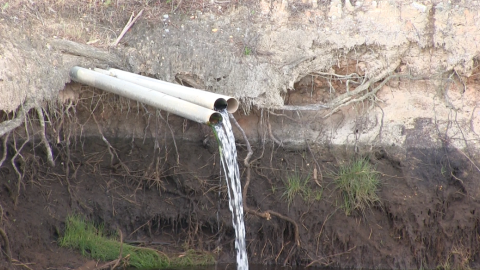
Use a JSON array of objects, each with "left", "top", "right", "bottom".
[
  {"left": 11, "top": 123, "right": 30, "bottom": 208},
  {"left": 35, "top": 106, "right": 55, "bottom": 167},
  {"left": 0, "top": 203, "right": 12, "bottom": 266},
  {"left": 0, "top": 133, "right": 9, "bottom": 168},
  {"left": 0, "top": 99, "right": 35, "bottom": 138},
  {"left": 92, "top": 113, "right": 130, "bottom": 173},
  {"left": 229, "top": 114, "right": 301, "bottom": 249}
]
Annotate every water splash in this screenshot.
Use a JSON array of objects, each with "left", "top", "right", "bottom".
[{"left": 213, "top": 110, "right": 248, "bottom": 270}]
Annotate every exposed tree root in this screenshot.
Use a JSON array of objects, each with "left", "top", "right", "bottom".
[
  {"left": 0, "top": 228, "right": 11, "bottom": 265},
  {"left": 35, "top": 106, "right": 55, "bottom": 167},
  {"left": 229, "top": 114, "right": 301, "bottom": 247},
  {"left": 0, "top": 203, "right": 11, "bottom": 266},
  {"left": 0, "top": 133, "right": 9, "bottom": 168},
  {"left": 92, "top": 113, "right": 130, "bottom": 173},
  {"left": 11, "top": 125, "right": 30, "bottom": 208},
  {"left": 0, "top": 99, "right": 35, "bottom": 138},
  {"left": 323, "top": 59, "right": 402, "bottom": 118}
]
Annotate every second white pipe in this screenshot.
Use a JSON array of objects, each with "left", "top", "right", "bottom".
[
  {"left": 70, "top": 67, "right": 222, "bottom": 125},
  {"left": 94, "top": 68, "right": 239, "bottom": 113}
]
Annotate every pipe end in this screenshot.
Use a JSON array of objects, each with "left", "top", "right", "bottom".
[
  {"left": 208, "top": 112, "right": 223, "bottom": 125},
  {"left": 226, "top": 98, "right": 239, "bottom": 113},
  {"left": 214, "top": 98, "right": 228, "bottom": 111}
]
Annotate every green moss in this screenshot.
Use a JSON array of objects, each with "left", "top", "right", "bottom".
[{"left": 59, "top": 215, "right": 214, "bottom": 269}]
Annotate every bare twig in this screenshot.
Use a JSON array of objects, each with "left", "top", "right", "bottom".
[
  {"left": 111, "top": 9, "right": 144, "bottom": 47},
  {"left": 458, "top": 149, "right": 480, "bottom": 173},
  {"left": 172, "top": 0, "right": 183, "bottom": 13},
  {"left": 305, "top": 140, "right": 322, "bottom": 187},
  {"left": 11, "top": 258, "right": 34, "bottom": 270},
  {"left": 307, "top": 246, "right": 357, "bottom": 267},
  {"left": 111, "top": 229, "right": 124, "bottom": 269}
]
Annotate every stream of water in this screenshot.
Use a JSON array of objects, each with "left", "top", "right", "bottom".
[{"left": 213, "top": 110, "right": 249, "bottom": 270}]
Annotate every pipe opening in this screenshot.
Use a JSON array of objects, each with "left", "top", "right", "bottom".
[
  {"left": 226, "top": 98, "right": 239, "bottom": 113},
  {"left": 214, "top": 98, "right": 228, "bottom": 111},
  {"left": 209, "top": 112, "right": 223, "bottom": 125}
]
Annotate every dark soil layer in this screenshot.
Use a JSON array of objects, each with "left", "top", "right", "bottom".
[{"left": 1, "top": 117, "right": 480, "bottom": 269}]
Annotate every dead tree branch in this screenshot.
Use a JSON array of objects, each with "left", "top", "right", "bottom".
[
  {"left": 111, "top": 9, "right": 144, "bottom": 47},
  {"left": 48, "top": 39, "right": 122, "bottom": 67}
]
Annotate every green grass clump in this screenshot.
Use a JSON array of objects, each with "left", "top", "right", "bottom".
[
  {"left": 333, "top": 158, "right": 380, "bottom": 216},
  {"left": 282, "top": 170, "right": 321, "bottom": 207},
  {"left": 59, "top": 215, "right": 214, "bottom": 269}
]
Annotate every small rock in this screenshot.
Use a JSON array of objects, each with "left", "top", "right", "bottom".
[{"left": 412, "top": 2, "right": 427, "bottom": 12}]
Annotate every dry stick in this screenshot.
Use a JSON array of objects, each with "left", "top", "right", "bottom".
[
  {"left": 305, "top": 140, "right": 323, "bottom": 187},
  {"left": 35, "top": 106, "right": 55, "bottom": 167},
  {"left": 458, "top": 149, "right": 480, "bottom": 173},
  {"left": 315, "top": 208, "right": 338, "bottom": 255},
  {"left": 111, "top": 229, "right": 124, "bottom": 269},
  {"left": 229, "top": 114, "right": 301, "bottom": 247},
  {"left": 0, "top": 133, "right": 10, "bottom": 167},
  {"left": 11, "top": 259, "right": 34, "bottom": 270},
  {"left": 172, "top": 0, "right": 183, "bottom": 13},
  {"left": 306, "top": 246, "right": 357, "bottom": 267},
  {"left": 111, "top": 9, "right": 144, "bottom": 47},
  {"left": 49, "top": 39, "right": 122, "bottom": 66}
]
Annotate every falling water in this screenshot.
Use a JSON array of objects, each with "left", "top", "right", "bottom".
[{"left": 213, "top": 110, "right": 249, "bottom": 270}]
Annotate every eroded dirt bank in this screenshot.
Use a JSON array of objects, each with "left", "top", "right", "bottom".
[
  {"left": 2, "top": 0, "right": 480, "bottom": 269},
  {"left": 1, "top": 107, "right": 480, "bottom": 269}
]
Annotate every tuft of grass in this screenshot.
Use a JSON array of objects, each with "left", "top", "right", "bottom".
[
  {"left": 333, "top": 158, "right": 380, "bottom": 216},
  {"left": 59, "top": 215, "right": 215, "bottom": 269},
  {"left": 282, "top": 170, "right": 314, "bottom": 207},
  {"left": 244, "top": 46, "right": 252, "bottom": 56}
]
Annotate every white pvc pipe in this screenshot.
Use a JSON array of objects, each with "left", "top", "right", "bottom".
[
  {"left": 93, "top": 68, "right": 239, "bottom": 113},
  {"left": 70, "top": 67, "right": 222, "bottom": 125}
]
